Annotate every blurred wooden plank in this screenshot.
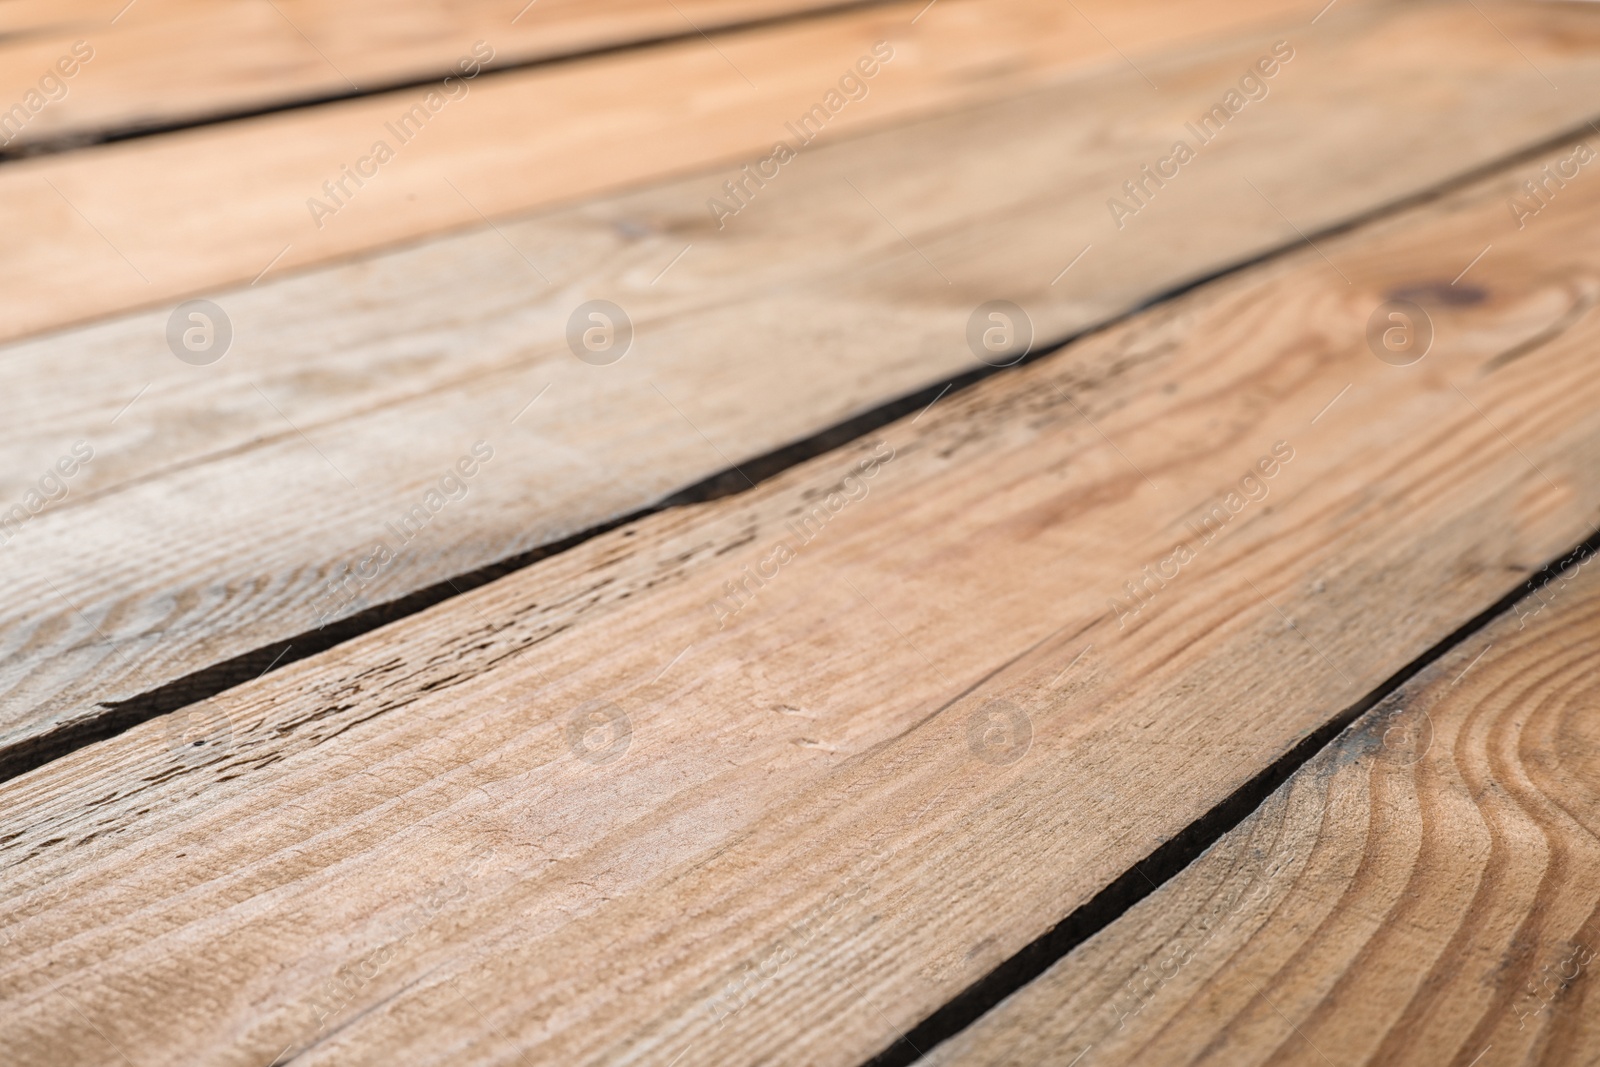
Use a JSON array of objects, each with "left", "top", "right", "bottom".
[
  {"left": 0, "top": 0, "right": 1319, "bottom": 153},
  {"left": 924, "top": 554, "right": 1600, "bottom": 1067},
  {"left": 0, "top": 0, "right": 869, "bottom": 150},
  {"left": 0, "top": 0, "right": 1324, "bottom": 344},
  {"left": 6, "top": 0, "right": 1600, "bottom": 779},
  {"left": 4, "top": 126, "right": 1600, "bottom": 1065}
]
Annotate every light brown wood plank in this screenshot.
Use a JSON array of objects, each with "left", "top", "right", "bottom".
[
  {"left": 924, "top": 551, "right": 1600, "bottom": 1067},
  {"left": 0, "top": 0, "right": 1318, "bottom": 153},
  {"left": 0, "top": 0, "right": 866, "bottom": 150},
  {"left": 5, "top": 0, "right": 1600, "bottom": 784},
  {"left": 0, "top": 0, "right": 1334, "bottom": 344},
  {"left": 4, "top": 111, "right": 1600, "bottom": 1064}
]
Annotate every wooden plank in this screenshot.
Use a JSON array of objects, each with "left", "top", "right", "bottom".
[
  {"left": 0, "top": 0, "right": 1326, "bottom": 344},
  {"left": 923, "top": 551, "right": 1600, "bottom": 1067},
  {"left": 6, "top": 0, "right": 1600, "bottom": 779},
  {"left": 4, "top": 120, "right": 1600, "bottom": 1065},
  {"left": 0, "top": 0, "right": 1324, "bottom": 154},
  {"left": 0, "top": 0, "right": 867, "bottom": 151}
]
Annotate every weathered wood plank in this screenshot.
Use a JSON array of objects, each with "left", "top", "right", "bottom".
[
  {"left": 6, "top": 0, "right": 1600, "bottom": 781},
  {"left": 0, "top": 0, "right": 866, "bottom": 151},
  {"left": 924, "top": 552, "right": 1600, "bottom": 1067},
  {"left": 3, "top": 121, "right": 1600, "bottom": 1065},
  {"left": 0, "top": 0, "right": 1343, "bottom": 344}
]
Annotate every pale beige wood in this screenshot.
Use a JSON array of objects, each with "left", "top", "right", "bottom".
[
  {"left": 0, "top": 0, "right": 865, "bottom": 149},
  {"left": 925, "top": 557, "right": 1600, "bottom": 1067},
  {"left": 4, "top": 125, "right": 1600, "bottom": 1065},
  {"left": 0, "top": 0, "right": 1325, "bottom": 345},
  {"left": 5, "top": 0, "right": 1600, "bottom": 782},
  {"left": 0, "top": 0, "right": 1320, "bottom": 151}
]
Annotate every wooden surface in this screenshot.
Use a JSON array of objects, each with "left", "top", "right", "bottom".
[
  {"left": 925, "top": 551, "right": 1600, "bottom": 1067},
  {"left": 5, "top": 128, "right": 1600, "bottom": 1064},
  {"left": 0, "top": 0, "right": 1327, "bottom": 154},
  {"left": 7, "top": 0, "right": 1600, "bottom": 782},
  {"left": 0, "top": 0, "right": 1325, "bottom": 346},
  {"left": 8, "top": 2, "right": 1600, "bottom": 1065},
  {"left": 0, "top": 0, "right": 865, "bottom": 151}
]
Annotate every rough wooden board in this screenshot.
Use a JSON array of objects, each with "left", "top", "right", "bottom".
[
  {"left": 7, "top": 0, "right": 1600, "bottom": 780},
  {"left": 924, "top": 555, "right": 1600, "bottom": 1067},
  {"left": 0, "top": 0, "right": 866, "bottom": 151},
  {"left": 0, "top": 0, "right": 1338, "bottom": 345},
  {"left": 5, "top": 135, "right": 1600, "bottom": 1065}
]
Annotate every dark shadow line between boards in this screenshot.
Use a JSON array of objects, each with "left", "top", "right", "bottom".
[
  {"left": 0, "top": 377, "right": 978, "bottom": 785},
  {"left": 0, "top": 0, "right": 902, "bottom": 165},
  {"left": 865, "top": 520, "right": 1600, "bottom": 1066},
  {"left": 2, "top": 113, "right": 1596, "bottom": 789}
]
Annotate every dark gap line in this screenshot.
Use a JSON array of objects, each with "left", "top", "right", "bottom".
[
  {"left": 4, "top": 108, "right": 1596, "bottom": 789},
  {"left": 862, "top": 526, "right": 1600, "bottom": 1067},
  {"left": 0, "top": 378, "right": 977, "bottom": 786},
  {"left": 0, "top": 0, "right": 897, "bottom": 165}
]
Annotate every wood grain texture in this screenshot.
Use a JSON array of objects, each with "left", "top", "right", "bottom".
[
  {"left": 6, "top": 0, "right": 1600, "bottom": 787},
  {"left": 0, "top": 0, "right": 863, "bottom": 150},
  {"left": 3, "top": 130, "right": 1600, "bottom": 1065},
  {"left": 0, "top": 0, "right": 1344, "bottom": 344},
  {"left": 924, "top": 549, "right": 1600, "bottom": 1067}
]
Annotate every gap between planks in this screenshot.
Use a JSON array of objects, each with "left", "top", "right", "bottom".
[
  {"left": 0, "top": 0, "right": 1340, "bottom": 345},
  {"left": 0, "top": 0, "right": 898, "bottom": 163},
  {"left": 917, "top": 542, "right": 1600, "bottom": 1066},
  {"left": 870, "top": 524, "right": 1600, "bottom": 1067}
]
